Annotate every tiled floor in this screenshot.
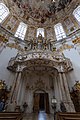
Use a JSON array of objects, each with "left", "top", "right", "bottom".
[{"left": 23, "top": 111, "right": 54, "bottom": 120}]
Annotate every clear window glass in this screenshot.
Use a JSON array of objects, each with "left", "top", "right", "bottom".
[
  {"left": 15, "top": 22, "right": 27, "bottom": 40},
  {"left": 36, "top": 28, "right": 45, "bottom": 37},
  {"left": 54, "top": 23, "right": 66, "bottom": 41},
  {"left": 0, "top": 3, "right": 9, "bottom": 23},
  {"left": 73, "top": 6, "right": 80, "bottom": 23}
]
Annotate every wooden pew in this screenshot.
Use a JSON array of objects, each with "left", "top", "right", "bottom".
[
  {"left": 56, "top": 112, "right": 80, "bottom": 120},
  {"left": 0, "top": 112, "right": 23, "bottom": 120}
]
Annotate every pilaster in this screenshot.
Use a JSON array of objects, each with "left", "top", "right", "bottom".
[
  {"left": 62, "top": 73, "right": 75, "bottom": 112},
  {"left": 58, "top": 71, "right": 75, "bottom": 112}
]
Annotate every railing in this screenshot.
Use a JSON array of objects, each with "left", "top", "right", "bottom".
[
  {"left": 14, "top": 50, "right": 65, "bottom": 63},
  {"left": 56, "top": 112, "right": 80, "bottom": 120},
  {"left": 0, "top": 112, "right": 23, "bottom": 120}
]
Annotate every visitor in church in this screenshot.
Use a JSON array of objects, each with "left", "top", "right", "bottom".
[
  {"left": 22, "top": 102, "right": 28, "bottom": 113},
  {"left": 0, "top": 99, "right": 5, "bottom": 112},
  {"left": 60, "top": 101, "right": 66, "bottom": 112}
]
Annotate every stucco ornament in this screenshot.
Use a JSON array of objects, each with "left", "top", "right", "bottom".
[
  {"left": 12, "top": 0, "right": 72, "bottom": 23},
  {"left": 7, "top": 48, "right": 73, "bottom": 73}
]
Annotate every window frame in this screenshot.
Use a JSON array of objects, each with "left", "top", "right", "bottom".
[
  {"left": 15, "top": 22, "right": 27, "bottom": 40},
  {"left": 73, "top": 5, "right": 80, "bottom": 23},
  {"left": 54, "top": 23, "right": 66, "bottom": 41},
  {"left": 0, "top": 3, "right": 9, "bottom": 24}
]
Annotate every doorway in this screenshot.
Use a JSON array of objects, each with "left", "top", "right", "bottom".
[
  {"left": 39, "top": 93, "right": 45, "bottom": 110},
  {"left": 33, "top": 92, "right": 49, "bottom": 113}
]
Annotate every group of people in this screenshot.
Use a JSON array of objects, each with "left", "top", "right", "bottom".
[
  {"left": 0, "top": 99, "right": 28, "bottom": 113},
  {"left": 0, "top": 80, "right": 9, "bottom": 112}
]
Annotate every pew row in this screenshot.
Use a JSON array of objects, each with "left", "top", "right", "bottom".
[
  {"left": 56, "top": 112, "right": 80, "bottom": 120},
  {"left": 0, "top": 112, "right": 23, "bottom": 120}
]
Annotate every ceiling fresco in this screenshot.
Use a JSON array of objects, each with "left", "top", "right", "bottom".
[{"left": 12, "top": 0, "right": 72, "bottom": 23}]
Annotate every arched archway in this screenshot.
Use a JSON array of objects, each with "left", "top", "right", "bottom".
[{"left": 33, "top": 89, "right": 50, "bottom": 113}]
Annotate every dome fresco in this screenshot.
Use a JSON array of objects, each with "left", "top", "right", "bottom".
[
  {"left": 12, "top": 0, "right": 72, "bottom": 23},
  {"left": 0, "top": 0, "right": 80, "bottom": 42}
]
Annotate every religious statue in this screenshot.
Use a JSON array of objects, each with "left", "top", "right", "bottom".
[
  {"left": 70, "top": 81, "right": 80, "bottom": 112},
  {"left": 38, "top": 33, "right": 43, "bottom": 40},
  {"left": 74, "top": 81, "right": 80, "bottom": 91},
  {"left": 37, "top": 33, "right": 43, "bottom": 50},
  {"left": 0, "top": 80, "right": 4, "bottom": 90}
]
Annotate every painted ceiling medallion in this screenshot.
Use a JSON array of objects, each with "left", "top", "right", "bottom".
[{"left": 13, "top": 0, "right": 72, "bottom": 23}]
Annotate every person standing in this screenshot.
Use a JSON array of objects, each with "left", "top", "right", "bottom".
[
  {"left": 23, "top": 102, "right": 28, "bottom": 113},
  {"left": 0, "top": 99, "right": 5, "bottom": 112}
]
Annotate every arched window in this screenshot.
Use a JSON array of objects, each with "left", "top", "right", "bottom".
[
  {"left": 36, "top": 28, "right": 44, "bottom": 37},
  {"left": 0, "top": 3, "right": 9, "bottom": 23},
  {"left": 73, "top": 6, "right": 80, "bottom": 23},
  {"left": 15, "top": 22, "right": 27, "bottom": 40},
  {"left": 54, "top": 23, "right": 66, "bottom": 41}
]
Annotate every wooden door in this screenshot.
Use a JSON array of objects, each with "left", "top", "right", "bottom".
[
  {"left": 33, "top": 93, "right": 40, "bottom": 112},
  {"left": 45, "top": 93, "right": 50, "bottom": 113},
  {"left": 33, "top": 92, "right": 50, "bottom": 113}
]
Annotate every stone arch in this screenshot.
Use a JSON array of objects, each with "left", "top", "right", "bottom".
[
  {"left": 33, "top": 88, "right": 46, "bottom": 94},
  {"left": 33, "top": 88, "right": 50, "bottom": 113}
]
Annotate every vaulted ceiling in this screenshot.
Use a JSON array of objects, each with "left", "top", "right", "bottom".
[{"left": 12, "top": 0, "right": 73, "bottom": 24}]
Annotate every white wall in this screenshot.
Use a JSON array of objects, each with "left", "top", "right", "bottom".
[
  {"left": 0, "top": 47, "right": 17, "bottom": 88},
  {"left": 63, "top": 48, "right": 80, "bottom": 89}
]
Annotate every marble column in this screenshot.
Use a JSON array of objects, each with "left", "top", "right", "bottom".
[
  {"left": 10, "top": 72, "right": 22, "bottom": 104},
  {"left": 16, "top": 73, "right": 27, "bottom": 106},
  {"left": 18, "top": 74, "right": 26, "bottom": 106},
  {"left": 56, "top": 75, "right": 62, "bottom": 101},
  {"left": 59, "top": 73, "right": 66, "bottom": 101},
  {"left": 56, "top": 74, "right": 63, "bottom": 111},
  {"left": 6, "top": 72, "right": 20, "bottom": 111},
  {"left": 15, "top": 72, "right": 22, "bottom": 105},
  {"left": 54, "top": 75, "right": 61, "bottom": 111},
  {"left": 59, "top": 72, "right": 75, "bottom": 112},
  {"left": 62, "top": 73, "right": 75, "bottom": 112},
  {"left": 10, "top": 72, "right": 19, "bottom": 102}
]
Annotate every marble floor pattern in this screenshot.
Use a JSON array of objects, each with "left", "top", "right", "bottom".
[{"left": 23, "top": 111, "right": 54, "bottom": 120}]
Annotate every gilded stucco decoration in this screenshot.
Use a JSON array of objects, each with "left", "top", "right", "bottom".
[
  {"left": 72, "top": 37, "right": 80, "bottom": 44},
  {"left": 57, "top": 43, "right": 74, "bottom": 52},
  {"left": 0, "top": 34, "right": 8, "bottom": 43},
  {"left": 74, "top": 81, "right": 80, "bottom": 91},
  {"left": 5, "top": 16, "right": 18, "bottom": 31},
  {"left": 64, "top": 17, "right": 75, "bottom": 29},
  {"left": 6, "top": 42, "right": 24, "bottom": 52}
]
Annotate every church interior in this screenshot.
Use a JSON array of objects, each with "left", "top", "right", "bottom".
[{"left": 0, "top": 0, "right": 80, "bottom": 119}]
